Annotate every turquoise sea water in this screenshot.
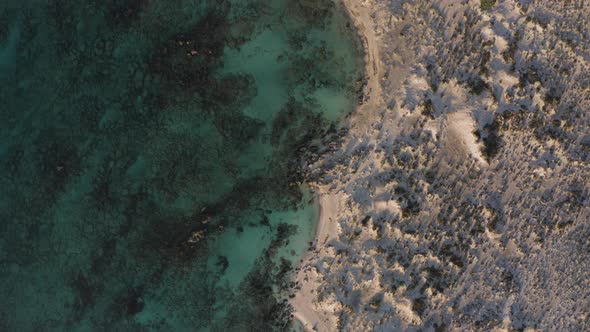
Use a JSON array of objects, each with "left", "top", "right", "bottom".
[{"left": 0, "top": 0, "right": 361, "bottom": 330}]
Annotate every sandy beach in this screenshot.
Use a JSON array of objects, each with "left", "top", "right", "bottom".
[
  {"left": 291, "top": 191, "right": 340, "bottom": 331},
  {"left": 290, "top": 1, "right": 381, "bottom": 330}
]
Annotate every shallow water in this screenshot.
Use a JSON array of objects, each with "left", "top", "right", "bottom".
[{"left": 0, "top": 0, "right": 361, "bottom": 330}]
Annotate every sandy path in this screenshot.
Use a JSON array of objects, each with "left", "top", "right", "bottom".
[{"left": 341, "top": 0, "right": 383, "bottom": 127}]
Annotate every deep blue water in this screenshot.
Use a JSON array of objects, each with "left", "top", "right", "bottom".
[{"left": 0, "top": 0, "right": 361, "bottom": 330}]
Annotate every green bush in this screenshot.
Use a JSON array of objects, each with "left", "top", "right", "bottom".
[{"left": 480, "top": 0, "right": 496, "bottom": 10}]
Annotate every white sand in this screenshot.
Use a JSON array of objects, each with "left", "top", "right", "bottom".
[{"left": 291, "top": 191, "right": 341, "bottom": 332}]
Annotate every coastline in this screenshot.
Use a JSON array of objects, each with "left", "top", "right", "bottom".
[
  {"left": 293, "top": 0, "right": 590, "bottom": 330},
  {"left": 291, "top": 190, "right": 341, "bottom": 332},
  {"left": 290, "top": 0, "right": 382, "bottom": 330}
]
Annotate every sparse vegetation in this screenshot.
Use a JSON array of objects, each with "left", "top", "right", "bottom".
[{"left": 301, "top": 1, "right": 590, "bottom": 330}]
